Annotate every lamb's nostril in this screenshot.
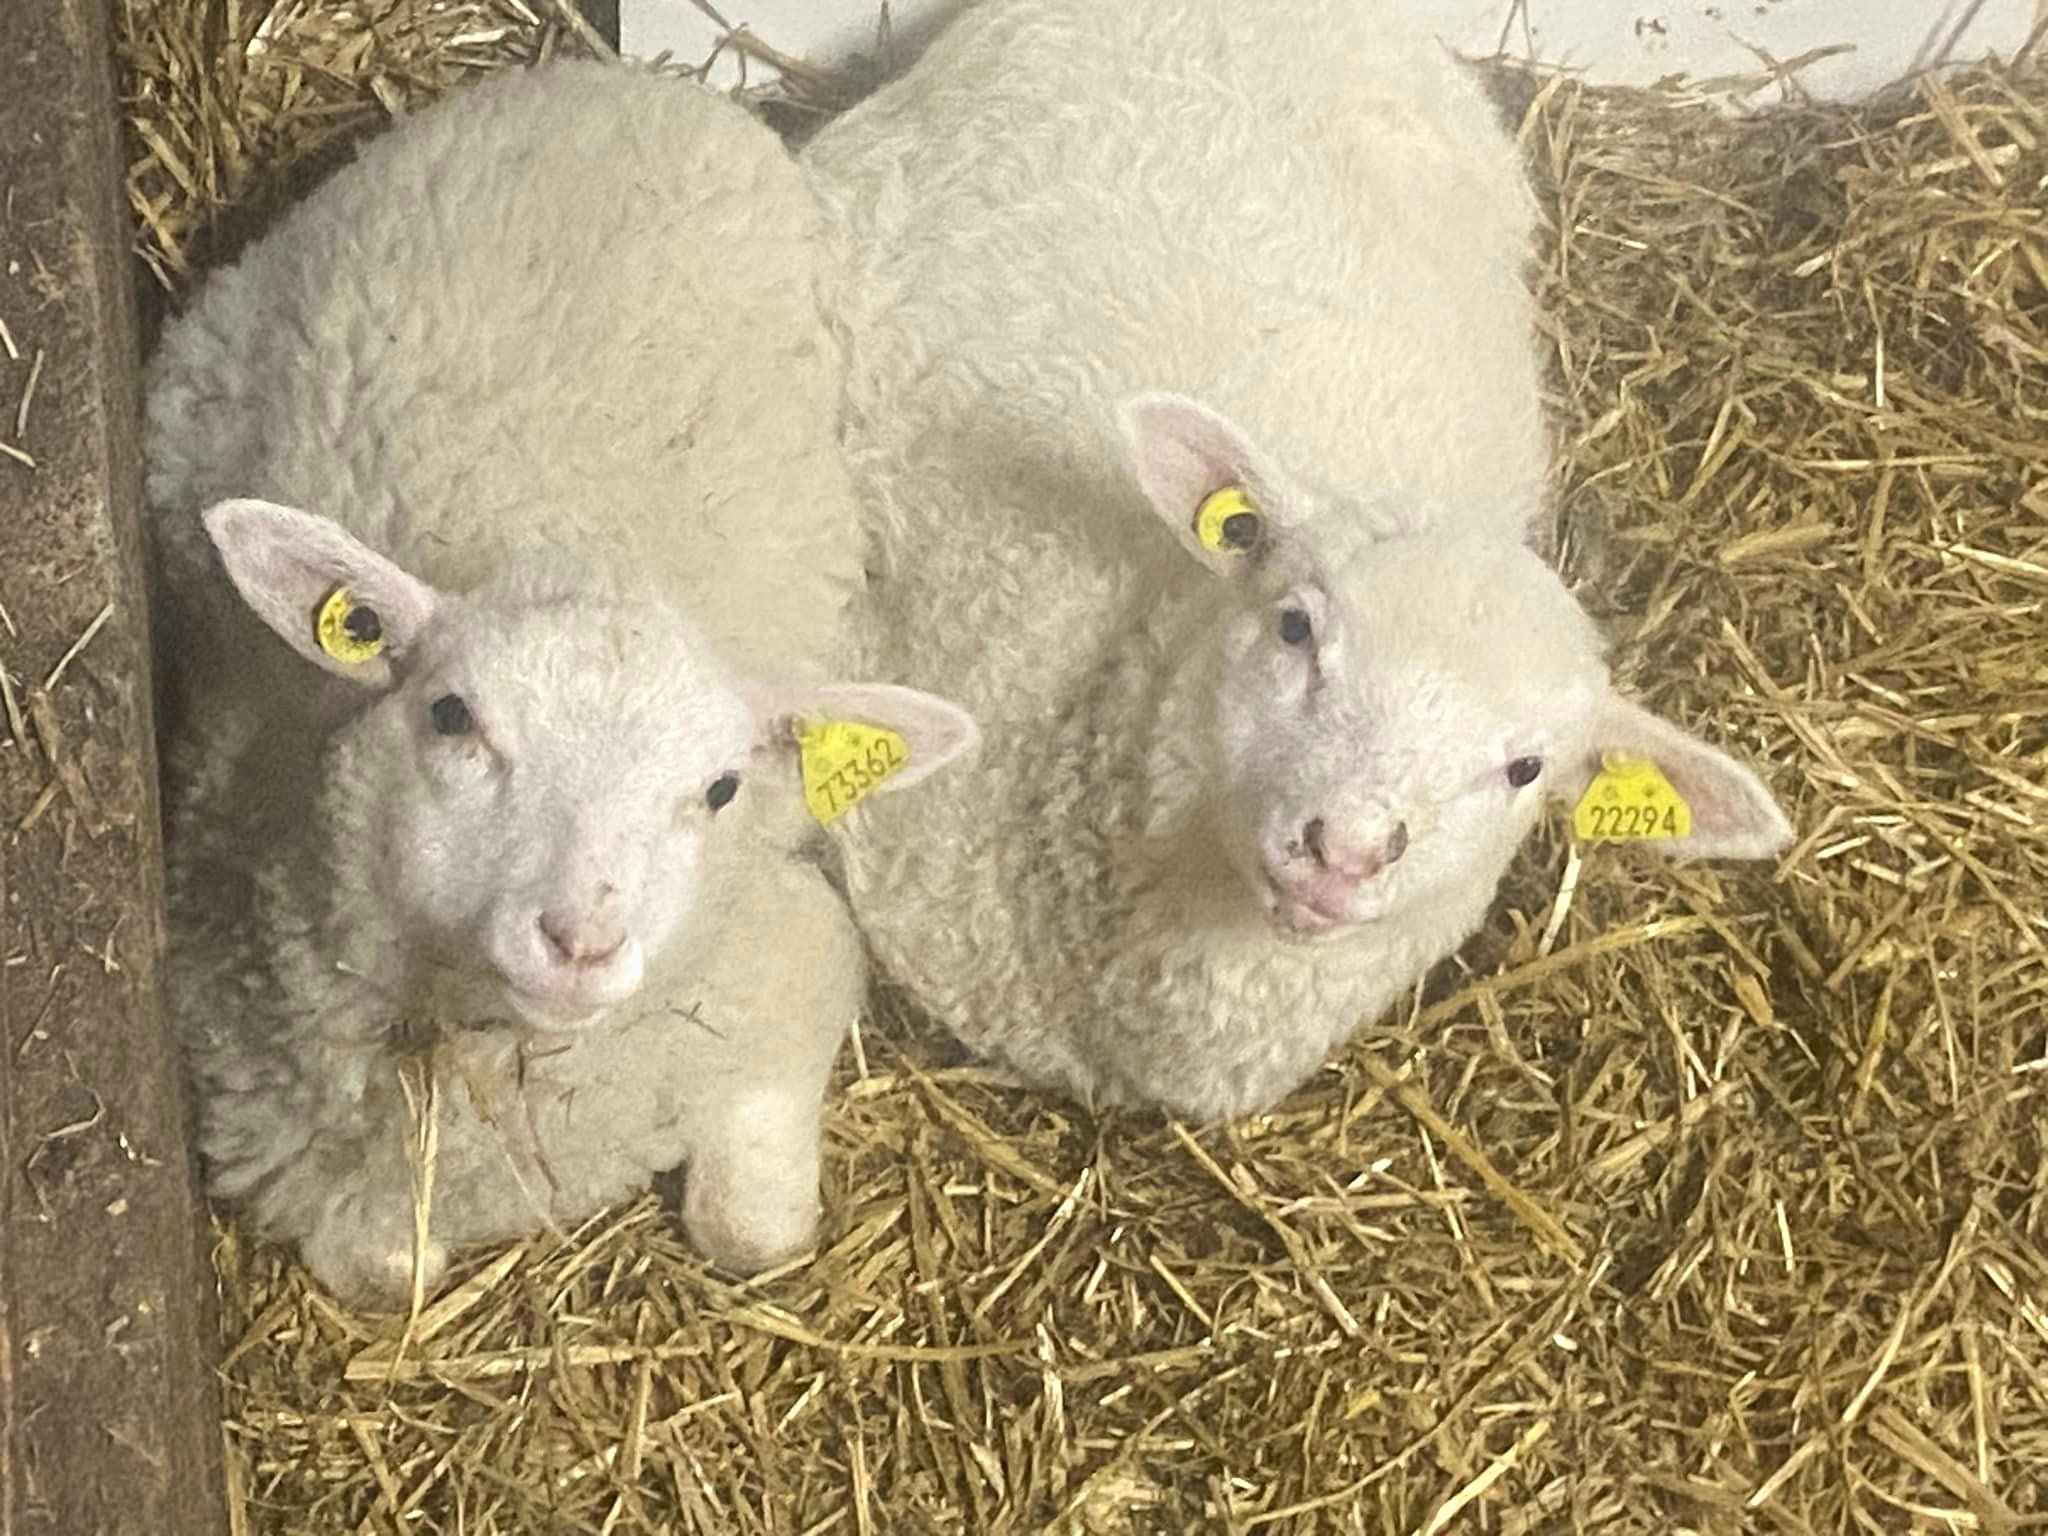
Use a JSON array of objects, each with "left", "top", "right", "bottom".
[
  {"left": 1384, "top": 821, "right": 1410, "bottom": 864},
  {"left": 1301, "top": 817, "right": 1329, "bottom": 868}
]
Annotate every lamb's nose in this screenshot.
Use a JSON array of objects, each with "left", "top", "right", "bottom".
[
  {"left": 537, "top": 912, "right": 625, "bottom": 967},
  {"left": 1298, "top": 818, "right": 1409, "bottom": 880}
]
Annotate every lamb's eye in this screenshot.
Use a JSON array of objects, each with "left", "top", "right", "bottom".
[
  {"left": 429, "top": 693, "right": 475, "bottom": 737},
  {"left": 706, "top": 772, "right": 741, "bottom": 812},
  {"left": 1505, "top": 755, "right": 1542, "bottom": 788},
  {"left": 1278, "top": 608, "right": 1313, "bottom": 646}
]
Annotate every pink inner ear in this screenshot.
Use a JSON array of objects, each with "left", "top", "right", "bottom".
[
  {"left": 1588, "top": 695, "right": 1792, "bottom": 860},
  {"left": 1150, "top": 426, "right": 1233, "bottom": 501},
  {"left": 1663, "top": 754, "right": 1742, "bottom": 829},
  {"left": 202, "top": 498, "right": 440, "bottom": 682},
  {"left": 1123, "top": 395, "right": 1259, "bottom": 518}
]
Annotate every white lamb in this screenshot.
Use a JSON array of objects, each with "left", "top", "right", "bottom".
[
  {"left": 147, "top": 60, "right": 975, "bottom": 1309},
  {"left": 803, "top": 0, "right": 1794, "bottom": 1123}
]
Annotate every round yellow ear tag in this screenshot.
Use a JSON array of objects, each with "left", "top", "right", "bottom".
[
  {"left": 1193, "top": 485, "right": 1261, "bottom": 555},
  {"left": 314, "top": 587, "right": 386, "bottom": 664}
]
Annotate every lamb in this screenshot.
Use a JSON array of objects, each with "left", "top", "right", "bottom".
[
  {"left": 801, "top": 0, "right": 1794, "bottom": 1124},
  {"left": 147, "top": 60, "right": 976, "bottom": 1309}
]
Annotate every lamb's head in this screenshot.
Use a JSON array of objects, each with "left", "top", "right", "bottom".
[
  {"left": 1121, "top": 394, "right": 1793, "bottom": 942},
  {"left": 202, "top": 499, "right": 976, "bottom": 1025}
]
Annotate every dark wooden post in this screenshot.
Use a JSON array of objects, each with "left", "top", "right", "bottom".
[
  {"left": 577, "top": 0, "right": 622, "bottom": 49},
  {"left": 0, "top": 0, "right": 228, "bottom": 1531}
]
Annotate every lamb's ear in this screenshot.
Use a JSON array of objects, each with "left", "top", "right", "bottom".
[
  {"left": 202, "top": 498, "right": 440, "bottom": 687},
  {"left": 1570, "top": 693, "right": 1793, "bottom": 862},
  {"left": 1118, "top": 392, "right": 1305, "bottom": 573},
  {"left": 753, "top": 680, "right": 979, "bottom": 794}
]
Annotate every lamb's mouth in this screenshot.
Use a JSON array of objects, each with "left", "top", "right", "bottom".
[
  {"left": 1258, "top": 877, "right": 1354, "bottom": 942},
  {"left": 499, "top": 982, "right": 607, "bottom": 1029}
]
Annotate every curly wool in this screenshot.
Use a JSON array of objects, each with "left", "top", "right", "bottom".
[
  {"left": 150, "top": 61, "right": 872, "bottom": 1304},
  {"left": 804, "top": 0, "right": 1615, "bottom": 1122}
]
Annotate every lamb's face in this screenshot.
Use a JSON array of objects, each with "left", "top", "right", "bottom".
[
  {"left": 1206, "top": 533, "right": 1609, "bottom": 941},
  {"left": 341, "top": 597, "right": 761, "bottom": 1026},
  {"left": 199, "top": 497, "right": 984, "bottom": 1031},
  {"left": 1119, "top": 393, "right": 1794, "bottom": 931}
]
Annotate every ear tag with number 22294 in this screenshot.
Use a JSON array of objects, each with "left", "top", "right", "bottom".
[
  {"left": 796, "top": 719, "right": 910, "bottom": 825},
  {"left": 1572, "top": 754, "right": 1691, "bottom": 842}
]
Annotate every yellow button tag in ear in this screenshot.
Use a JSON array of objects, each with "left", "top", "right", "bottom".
[
  {"left": 315, "top": 587, "right": 386, "bottom": 664},
  {"left": 795, "top": 719, "right": 911, "bottom": 825},
  {"left": 1572, "top": 753, "right": 1691, "bottom": 842},
  {"left": 1193, "top": 485, "right": 1261, "bottom": 555}
]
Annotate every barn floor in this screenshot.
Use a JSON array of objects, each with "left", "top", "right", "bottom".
[{"left": 122, "top": 5, "right": 2048, "bottom": 1531}]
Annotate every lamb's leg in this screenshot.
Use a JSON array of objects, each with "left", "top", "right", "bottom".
[
  {"left": 210, "top": 1046, "right": 450, "bottom": 1312},
  {"left": 682, "top": 1083, "right": 830, "bottom": 1274},
  {"left": 297, "top": 1170, "right": 449, "bottom": 1313},
  {"left": 678, "top": 862, "right": 863, "bottom": 1274}
]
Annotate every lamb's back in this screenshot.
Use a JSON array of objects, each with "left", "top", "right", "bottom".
[
  {"left": 149, "top": 61, "right": 862, "bottom": 687},
  {"left": 808, "top": 0, "right": 1547, "bottom": 568}
]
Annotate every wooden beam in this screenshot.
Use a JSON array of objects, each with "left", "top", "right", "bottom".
[{"left": 0, "top": 0, "right": 228, "bottom": 1532}]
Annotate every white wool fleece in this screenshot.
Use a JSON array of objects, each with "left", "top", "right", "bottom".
[
  {"left": 804, "top": 0, "right": 1793, "bottom": 1123},
  {"left": 149, "top": 60, "right": 975, "bottom": 1309}
]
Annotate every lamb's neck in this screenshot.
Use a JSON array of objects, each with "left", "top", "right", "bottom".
[
  {"left": 260, "top": 774, "right": 503, "bottom": 1046},
  {"left": 254, "top": 835, "right": 398, "bottom": 1041}
]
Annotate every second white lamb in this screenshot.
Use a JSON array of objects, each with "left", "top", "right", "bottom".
[{"left": 803, "top": 0, "right": 1794, "bottom": 1123}]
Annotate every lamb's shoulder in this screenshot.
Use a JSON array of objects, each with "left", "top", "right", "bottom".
[
  {"left": 174, "top": 901, "right": 404, "bottom": 1208},
  {"left": 843, "top": 457, "right": 1162, "bottom": 893},
  {"left": 1080, "top": 958, "right": 1348, "bottom": 1124},
  {"left": 420, "top": 1025, "right": 652, "bottom": 1246},
  {"left": 165, "top": 689, "right": 353, "bottom": 1048}
]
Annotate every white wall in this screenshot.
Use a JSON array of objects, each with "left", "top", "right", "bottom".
[{"left": 622, "top": 0, "right": 2043, "bottom": 106}]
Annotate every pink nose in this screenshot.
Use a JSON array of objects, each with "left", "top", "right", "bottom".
[
  {"left": 1300, "top": 817, "right": 1409, "bottom": 886},
  {"left": 537, "top": 911, "right": 625, "bottom": 968}
]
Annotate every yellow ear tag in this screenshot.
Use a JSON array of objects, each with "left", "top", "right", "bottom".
[
  {"left": 1572, "top": 753, "right": 1692, "bottom": 842},
  {"left": 314, "top": 587, "right": 386, "bottom": 664},
  {"left": 795, "top": 719, "right": 911, "bottom": 825},
  {"left": 1193, "top": 485, "right": 1261, "bottom": 555}
]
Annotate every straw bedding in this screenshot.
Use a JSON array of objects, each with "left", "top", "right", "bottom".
[{"left": 120, "top": 4, "right": 2048, "bottom": 1530}]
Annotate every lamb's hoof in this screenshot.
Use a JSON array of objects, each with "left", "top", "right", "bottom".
[
  {"left": 682, "top": 1179, "right": 819, "bottom": 1277},
  {"left": 303, "top": 1227, "right": 449, "bottom": 1313}
]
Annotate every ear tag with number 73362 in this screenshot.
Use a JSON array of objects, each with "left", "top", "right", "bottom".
[
  {"left": 1572, "top": 754, "right": 1691, "bottom": 842},
  {"left": 796, "top": 719, "right": 911, "bottom": 825}
]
